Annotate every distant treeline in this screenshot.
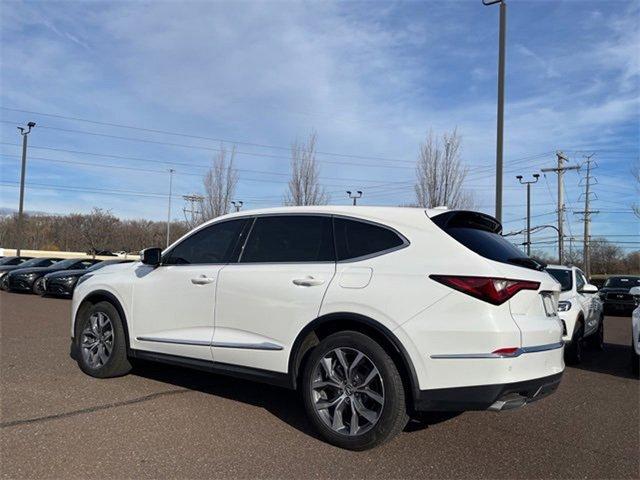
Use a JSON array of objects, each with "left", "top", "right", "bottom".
[{"left": 0, "top": 208, "right": 189, "bottom": 254}]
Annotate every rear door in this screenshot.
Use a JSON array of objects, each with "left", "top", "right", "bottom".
[{"left": 213, "top": 215, "right": 335, "bottom": 373}]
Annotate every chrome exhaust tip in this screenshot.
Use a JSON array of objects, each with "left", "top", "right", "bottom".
[{"left": 488, "top": 393, "right": 527, "bottom": 411}]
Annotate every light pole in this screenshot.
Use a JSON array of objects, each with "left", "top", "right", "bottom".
[
  {"left": 516, "top": 173, "right": 539, "bottom": 255},
  {"left": 483, "top": 0, "right": 507, "bottom": 223},
  {"left": 166, "top": 169, "right": 175, "bottom": 248},
  {"left": 231, "top": 201, "right": 243, "bottom": 212},
  {"left": 16, "top": 121, "right": 36, "bottom": 256},
  {"left": 347, "top": 190, "right": 362, "bottom": 206}
]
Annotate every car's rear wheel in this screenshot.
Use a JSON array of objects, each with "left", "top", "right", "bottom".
[
  {"left": 76, "top": 301, "right": 131, "bottom": 378},
  {"left": 32, "top": 277, "right": 45, "bottom": 296},
  {"left": 301, "top": 331, "right": 408, "bottom": 450},
  {"left": 565, "top": 322, "right": 584, "bottom": 365}
]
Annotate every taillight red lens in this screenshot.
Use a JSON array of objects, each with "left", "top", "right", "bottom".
[{"left": 430, "top": 275, "right": 540, "bottom": 305}]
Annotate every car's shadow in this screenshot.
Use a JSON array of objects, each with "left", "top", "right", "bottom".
[
  {"left": 571, "top": 342, "right": 638, "bottom": 380},
  {"left": 131, "top": 360, "right": 460, "bottom": 440}
]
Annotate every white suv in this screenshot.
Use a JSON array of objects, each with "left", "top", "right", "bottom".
[
  {"left": 71, "top": 207, "right": 564, "bottom": 450},
  {"left": 546, "top": 265, "right": 604, "bottom": 364}
]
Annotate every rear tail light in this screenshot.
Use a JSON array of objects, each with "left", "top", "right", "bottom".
[{"left": 430, "top": 275, "right": 540, "bottom": 305}]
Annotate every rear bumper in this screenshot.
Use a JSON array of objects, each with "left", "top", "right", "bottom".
[{"left": 414, "top": 372, "right": 562, "bottom": 411}]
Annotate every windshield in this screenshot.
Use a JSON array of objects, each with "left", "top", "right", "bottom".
[
  {"left": 603, "top": 277, "right": 640, "bottom": 288},
  {"left": 53, "top": 259, "right": 83, "bottom": 269},
  {"left": 0, "top": 257, "right": 21, "bottom": 266},
  {"left": 547, "top": 268, "right": 573, "bottom": 291},
  {"left": 16, "top": 258, "right": 56, "bottom": 268}
]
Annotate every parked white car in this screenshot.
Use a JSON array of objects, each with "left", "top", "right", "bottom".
[
  {"left": 630, "top": 286, "right": 640, "bottom": 374},
  {"left": 546, "top": 265, "right": 604, "bottom": 364},
  {"left": 71, "top": 207, "right": 564, "bottom": 450}
]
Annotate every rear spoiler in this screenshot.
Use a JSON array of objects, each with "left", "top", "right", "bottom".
[{"left": 429, "top": 210, "right": 503, "bottom": 235}]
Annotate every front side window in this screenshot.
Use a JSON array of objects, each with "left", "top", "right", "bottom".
[
  {"left": 164, "top": 219, "right": 248, "bottom": 265},
  {"left": 334, "top": 217, "right": 405, "bottom": 261},
  {"left": 240, "top": 215, "right": 334, "bottom": 263}
]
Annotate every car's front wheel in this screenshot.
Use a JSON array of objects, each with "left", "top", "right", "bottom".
[
  {"left": 587, "top": 317, "right": 604, "bottom": 351},
  {"left": 32, "top": 277, "right": 45, "bottom": 296},
  {"left": 301, "top": 331, "right": 408, "bottom": 450},
  {"left": 75, "top": 301, "right": 131, "bottom": 378},
  {"left": 565, "top": 322, "right": 584, "bottom": 365}
]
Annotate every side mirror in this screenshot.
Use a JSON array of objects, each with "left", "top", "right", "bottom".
[
  {"left": 140, "top": 248, "right": 162, "bottom": 266},
  {"left": 580, "top": 284, "right": 598, "bottom": 294}
]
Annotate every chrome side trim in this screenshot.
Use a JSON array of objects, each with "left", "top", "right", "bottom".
[
  {"left": 136, "top": 336, "right": 211, "bottom": 346},
  {"left": 135, "top": 337, "right": 283, "bottom": 351},
  {"left": 430, "top": 341, "right": 564, "bottom": 359},
  {"left": 212, "top": 341, "right": 283, "bottom": 351}
]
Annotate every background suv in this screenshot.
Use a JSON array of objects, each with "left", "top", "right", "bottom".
[
  {"left": 546, "top": 265, "right": 603, "bottom": 364},
  {"left": 599, "top": 275, "right": 640, "bottom": 316},
  {"left": 71, "top": 207, "right": 563, "bottom": 450}
]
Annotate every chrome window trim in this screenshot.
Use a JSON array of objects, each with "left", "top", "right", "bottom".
[{"left": 430, "top": 341, "right": 564, "bottom": 359}]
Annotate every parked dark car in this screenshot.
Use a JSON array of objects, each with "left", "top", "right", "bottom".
[
  {"left": 6, "top": 258, "right": 99, "bottom": 294},
  {"left": 41, "top": 259, "right": 132, "bottom": 298},
  {"left": 0, "top": 257, "right": 61, "bottom": 290},
  {"left": 599, "top": 275, "right": 640, "bottom": 315}
]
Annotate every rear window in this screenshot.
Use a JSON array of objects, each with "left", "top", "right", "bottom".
[
  {"left": 432, "top": 211, "right": 542, "bottom": 270},
  {"left": 547, "top": 268, "right": 572, "bottom": 291}
]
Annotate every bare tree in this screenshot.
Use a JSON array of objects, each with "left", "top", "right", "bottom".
[
  {"left": 201, "top": 144, "right": 239, "bottom": 221},
  {"left": 78, "top": 208, "right": 120, "bottom": 257},
  {"left": 414, "top": 129, "right": 472, "bottom": 209},
  {"left": 284, "top": 132, "right": 328, "bottom": 206}
]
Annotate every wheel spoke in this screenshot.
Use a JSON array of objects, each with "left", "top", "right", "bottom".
[
  {"left": 358, "top": 387, "right": 384, "bottom": 405},
  {"left": 312, "top": 379, "right": 341, "bottom": 389},
  {"left": 348, "top": 352, "right": 364, "bottom": 382},
  {"left": 360, "top": 365, "right": 380, "bottom": 388},
  {"left": 353, "top": 397, "right": 378, "bottom": 424},
  {"left": 349, "top": 401, "right": 360, "bottom": 435},
  {"left": 335, "top": 349, "right": 350, "bottom": 379},
  {"left": 320, "top": 357, "right": 342, "bottom": 384},
  {"left": 332, "top": 397, "right": 348, "bottom": 431}
]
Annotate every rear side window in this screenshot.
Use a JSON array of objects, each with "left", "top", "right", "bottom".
[
  {"left": 431, "top": 211, "right": 543, "bottom": 270},
  {"left": 240, "top": 215, "right": 334, "bottom": 263},
  {"left": 164, "top": 219, "right": 248, "bottom": 265},
  {"left": 334, "top": 217, "right": 405, "bottom": 261}
]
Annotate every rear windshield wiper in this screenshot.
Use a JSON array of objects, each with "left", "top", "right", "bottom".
[{"left": 507, "top": 257, "right": 546, "bottom": 271}]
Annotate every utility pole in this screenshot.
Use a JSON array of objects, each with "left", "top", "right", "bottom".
[
  {"left": 182, "top": 194, "right": 204, "bottom": 229},
  {"left": 15, "top": 121, "right": 36, "bottom": 256},
  {"left": 482, "top": 0, "right": 507, "bottom": 222},
  {"left": 574, "top": 155, "right": 599, "bottom": 278},
  {"left": 231, "top": 201, "right": 243, "bottom": 212},
  {"left": 346, "top": 190, "right": 363, "bottom": 206},
  {"left": 516, "top": 173, "right": 539, "bottom": 255},
  {"left": 165, "top": 169, "right": 175, "bottom": 248},
  {"left": 541, "top": 151, "right": 579, "bottom": 264}
]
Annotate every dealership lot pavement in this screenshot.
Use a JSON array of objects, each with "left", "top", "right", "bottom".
[{"left": 1, "top": 292, "right": 638, "bottom": 479}]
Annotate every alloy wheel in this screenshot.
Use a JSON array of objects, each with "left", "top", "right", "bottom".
[
  {"left": 310, "top": 347, "right": 384, "bottom": 436},
  {"left": 80, "top": 311, "right": 114, "bottom": 369}
]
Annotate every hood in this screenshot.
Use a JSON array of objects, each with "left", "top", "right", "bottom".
[
  {"left": 44, "top": 269, "right": 86, "bottom": 279},
  {"left": 90, "top": 262, "right": 137, "bottom": 275},
  {"left": 9, "top": 267, "right": 51, "bottom": 276}
]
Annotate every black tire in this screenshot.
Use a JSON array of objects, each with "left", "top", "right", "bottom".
[
  {"left": 75, "top": 301, "right": 131, "bottom": 378},
  {"left": 587, "top": 318, "right": 604, "bottom": 351},
  {"left": 32, "top": 277, "right": 45, "bottom": 296},
  {"left": 301, "top": 331, "right": 409, "bottom": 450},
  {"left": 565, "top": 322, "right": 584, "bottom": 365}
]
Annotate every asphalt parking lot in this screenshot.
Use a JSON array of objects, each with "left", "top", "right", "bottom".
[{"left": 1, "top": 292, "right": 638, "bottom": 479}]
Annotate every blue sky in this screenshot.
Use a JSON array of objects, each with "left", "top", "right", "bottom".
[{"left": 0, "top": 0, "right": 638, "bottom": 255}]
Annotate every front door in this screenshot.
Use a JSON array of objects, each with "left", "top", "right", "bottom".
[
  {"left": 213, "top": 215, "right": 336, "bottom": 373},
  {"left": 129, "top": 218, "right": 250, "bottom": 361}
]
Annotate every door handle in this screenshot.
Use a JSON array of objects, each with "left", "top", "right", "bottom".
[
  {"left": 191, "top": 275, "right": 215, "bottom": 285},
  {"left": 292, "top": 276, "right": 325, "bottom": 287}
]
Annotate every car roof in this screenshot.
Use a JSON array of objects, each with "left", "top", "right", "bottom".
[{"left": 546, "top": 264, "right": 573, "bottom": 271}]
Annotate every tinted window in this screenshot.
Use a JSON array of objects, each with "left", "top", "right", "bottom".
[
  {"left": 603, "top": 277, "right": 640, "bottom": 288},
  {"left": 164, "top": 219, "right": 247, "bottom": 265},
  {"left": 547, "top": 268, "right": 572, "bottom": 291},
  {"left": 0, "top": 257, "right": 22, "bottom": 266},
  {"left": 432, "top": 211, "right": 544, "bottom": 270},
  {"left": 241, "top": 216, "right": 334, "bottom": 263},
  {"left": 53, "top": 259, "right": 85, "bottom": 269},
  {"left": 334, "top": 217, "right": 405, "bottom": 261}
]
